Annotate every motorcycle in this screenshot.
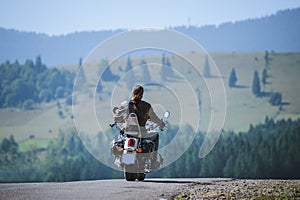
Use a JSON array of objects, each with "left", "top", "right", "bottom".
[{"left": 110, "top": 101, "right": 169, "bottom": 181}]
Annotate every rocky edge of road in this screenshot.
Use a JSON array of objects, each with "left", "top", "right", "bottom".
[{"left": 172, "top": 179, "right": 300, "bottom": 199}]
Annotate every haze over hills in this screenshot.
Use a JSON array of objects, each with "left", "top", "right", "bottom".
[{"left": 0, "top": 8, "right": 299, "bottom": 66}]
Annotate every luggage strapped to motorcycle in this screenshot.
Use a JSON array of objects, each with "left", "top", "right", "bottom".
[{"left": 124, "top": 113, "right": 141, "bottom": 136}]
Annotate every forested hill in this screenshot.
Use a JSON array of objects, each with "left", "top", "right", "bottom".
[
  {"left": 0, "top": 29, "right": 124, "bottom": 67},
  {"left": 1, "top": 8, "right": 299, "bottom": 66},
  {"left": 174, "top": 8, "right": 300, "bottom": 52}
]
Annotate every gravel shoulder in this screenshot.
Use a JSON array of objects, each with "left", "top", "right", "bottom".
[{"left": 173, "top": 178, "right": 300, "bottom": 199}]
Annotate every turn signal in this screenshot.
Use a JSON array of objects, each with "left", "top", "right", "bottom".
[
  {"left": 117, "top": 147, "right": 123, "bottom": 152},
  {"left": 137, "top": 148, "right": 143, "bottom": 153}
]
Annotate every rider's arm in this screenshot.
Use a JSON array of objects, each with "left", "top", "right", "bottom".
[{"left": 148, "top": 107, "right": 165, "bottom": 129}]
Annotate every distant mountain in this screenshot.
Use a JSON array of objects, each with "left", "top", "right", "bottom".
[
  {"left": 174, "top": 8, "right": 300, "bottom": 52},
  {"left": 0, "top": 8, "right": 299, "bottom": 66},
  {"left": 0, "top": 29, "right": 124, "bottom": 66}
]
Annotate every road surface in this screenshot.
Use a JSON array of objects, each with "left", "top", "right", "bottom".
[
  {"left": 1, "top": 178, "right": 299, "bottom": 199},
  {"left": 0, "top": 178, "right": 197, "bottom": 200}
]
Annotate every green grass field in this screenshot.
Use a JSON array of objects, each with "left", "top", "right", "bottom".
[
  {"left": 211, "top": 52, "right": 300, "bottom": 130},
  {"left": 0, "top": 52, "right": 299, "bottom": 144},
  {"left": 18, "top": 138, "right": 51, "bottom": 152},
  {"left": 0, "top": 101, "right": 74, "bottom": 141}
]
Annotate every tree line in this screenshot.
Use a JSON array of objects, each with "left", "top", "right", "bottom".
[
  {"left": 0, "top": 56, "right": 75, "bottom": 109},
  {"left": 0, "top": 129, "right": 121, "bottom": 182},
  {"left": 153, "top": 117, "right": 300, "bottom": 179},
  {"left": 0, "top": 117, "right": 299, "bottom": 182}
]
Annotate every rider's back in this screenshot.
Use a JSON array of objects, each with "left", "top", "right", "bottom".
[{"left": 128, "top": 99, "right": 151, "bottom": 127}]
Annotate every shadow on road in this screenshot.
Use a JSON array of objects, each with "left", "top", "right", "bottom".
[{"left": 143, "top": 179, "right": 196, "bottom": 184}]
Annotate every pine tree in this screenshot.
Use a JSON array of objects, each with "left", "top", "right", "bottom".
[
  {"left": 269, "top": 92, "right": 282, "bottom": 106},
  {"left": 98, "top": 58, "right": 119, "bottom": 82},
  {"left": 139, "top": 59, "right": 151, "bottom": 83},
  {"left": 229, "top": 68, "right": 237, "bottom": 87},
  {"left": 96, "top": 80, "right": 103, "bottom": 93},
  {"left": 73, "top": 58, "right": 87, "bottom": 92},
  {"left": 252, "top": 70, "right": 261, "bottom": 96},
  {"left": 165, "top": 57, "right": 174, "bottom": 77},
  {"left": 203, "top": 55, "right": 211, "bottom": 78},
  {"left": 102, "top": 64, "right": 119, "bottom": 82},
  {"left": 35, "top": 55, "right": 46, "bottom": 73},
  {"left": 262, "top": 68, "right": 268, "bottom": 92},
  {"left": 160, "top": 54, "right": 174, "bottom": 81},
  {"left": 160, "top": 54, "right": 168, "bottom": 81},
  {"left": 125, "top": 57, "right": 136, "bottom": 90},
  {"left": 264, "top": 50, "right": 271, "bottom": 68},
  {"left": 76, "top": 57, "right": 86, "bottom": 85}
]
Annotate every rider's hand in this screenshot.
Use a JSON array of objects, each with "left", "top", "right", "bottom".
[{"left": 160, "top": 121, "right": 166, "bottom": 131}]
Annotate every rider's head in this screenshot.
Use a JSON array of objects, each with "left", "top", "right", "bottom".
[{"left": 132, "top": 85, "right": 144, "bottom": 101}]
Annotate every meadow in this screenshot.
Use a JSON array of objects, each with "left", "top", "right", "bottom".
[{"left": 0, "top": 52, "right": 299, "bottom": 149}]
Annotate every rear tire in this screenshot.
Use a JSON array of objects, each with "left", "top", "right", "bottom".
[
  {"left": 136, "top": 173, "right": 145, "bottom": 181},
  {"left": 124, "top": 165, "right": 136, "bottom": 181},
  {"left": 124, "top": 172, "right": 136, "bottom": 181}
]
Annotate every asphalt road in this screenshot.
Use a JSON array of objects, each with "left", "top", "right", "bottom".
[
  {"left": 2, "top": 178, "right": 298, "bottom": 199},
  {"left": 0, "top": 178, "right": 202, "bottom": 200}
]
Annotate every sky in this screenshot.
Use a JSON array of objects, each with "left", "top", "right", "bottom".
[{"left": 1, "top": 0, "right": 300, "bottom": 36}]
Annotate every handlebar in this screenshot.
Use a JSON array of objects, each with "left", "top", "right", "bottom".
[{"left": 109, "top": 122, "right": 116, "bottom": 128}]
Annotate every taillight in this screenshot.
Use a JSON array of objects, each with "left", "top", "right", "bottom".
[{"left": 127, "top": 139, "right": 135, "bottom": 147}]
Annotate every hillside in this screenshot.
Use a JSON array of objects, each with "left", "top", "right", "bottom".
[
  {"left": 0, "top": 8, "right": 299, "bottom": 66},
  {"left": 0, "top": 52, "right": 299, "bottom": 142}
]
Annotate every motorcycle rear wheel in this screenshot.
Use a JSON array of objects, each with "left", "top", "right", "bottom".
[
  {"left": 136, "top": 173, "right": 145, "bottom": 181},
  {"left": 124, "top": 172, "right": 136, "bottom": 181},
  {"left": 124, "top": 164, "right": 136, "bottom": 181}
]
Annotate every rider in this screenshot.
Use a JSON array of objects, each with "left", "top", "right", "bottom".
[{"left": 128, "top": 85, "right": 165, "bottom": 153}]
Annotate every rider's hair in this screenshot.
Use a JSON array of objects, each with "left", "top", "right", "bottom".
[{"left": 131, "top": 85, "right": 144, "bottom": 111}]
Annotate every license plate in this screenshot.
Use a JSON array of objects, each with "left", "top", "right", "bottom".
[{"left": 122, "top": 153, "right": 136, "bottom": 165}]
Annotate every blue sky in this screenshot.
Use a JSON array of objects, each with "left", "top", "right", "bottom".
[{"left": 1, "top": 0, "right": 300, "bottom": 35}]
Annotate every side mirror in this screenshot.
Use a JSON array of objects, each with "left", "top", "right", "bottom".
[
  {"left": 112, "top": 107, "right": 120, "bottom": 115},
  {"left": 163, "top": 111, "right": 170, "bottom": 118}
]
